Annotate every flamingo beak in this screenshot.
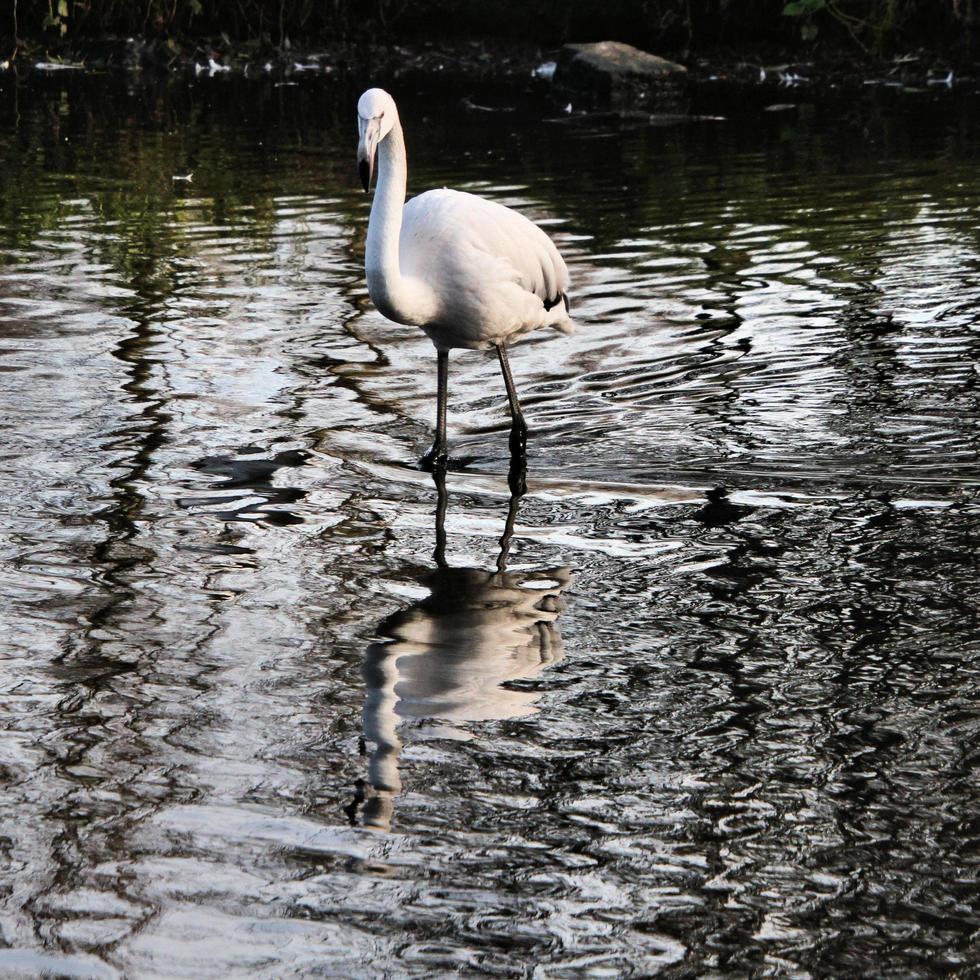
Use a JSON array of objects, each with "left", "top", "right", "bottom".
[{"left": 357, "top": 117, "right": 380, "bottom": 193}]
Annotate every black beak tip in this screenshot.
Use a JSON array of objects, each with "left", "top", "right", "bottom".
[{"left": 358, "top": 160, "right": 370, "bottom": 193}]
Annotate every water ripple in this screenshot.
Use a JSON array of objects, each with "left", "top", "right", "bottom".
[{"left": 0, "top": 75, "right": 977, "bottom": 978}]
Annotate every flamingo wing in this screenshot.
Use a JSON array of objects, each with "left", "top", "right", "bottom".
[{"left": 401, "top": 189, "right": 570, "bottom": 314}]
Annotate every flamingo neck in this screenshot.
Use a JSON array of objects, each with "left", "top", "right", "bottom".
[
  {"left": 366, "top": 121, "right": 432, "bottom": 326},
  {"left": 366, "top": 120, "right": 405, "bottom": 292}
]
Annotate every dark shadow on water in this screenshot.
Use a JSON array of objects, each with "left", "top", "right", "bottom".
[
  {"left": 182, "top": 448, "right": 310, "bottom": 524},
  {"left": 356, "top": 470, "right": 573, "bottom": 831},
  {"left": 692, "top": 486, "right": 754, "bottom": 528}
]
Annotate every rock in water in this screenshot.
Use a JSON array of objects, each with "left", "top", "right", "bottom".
[{"left": 554, "top": 41, "right": 687, "bottom": 109}]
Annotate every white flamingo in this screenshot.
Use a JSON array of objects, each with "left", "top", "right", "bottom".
[{"left": 356, "top": 87, "right": 573, "bottom": 471}]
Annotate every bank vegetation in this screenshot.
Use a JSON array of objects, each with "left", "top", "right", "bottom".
[{"left": 4, "top": 1, "right": 979, "bottom": 61}]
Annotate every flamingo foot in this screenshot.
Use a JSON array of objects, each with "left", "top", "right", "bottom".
[
  {"left": 508, "top": 419, "right": 528, "bottom": 496},
  {"left": 419, "top": 439, "right": 448, "bottom": 472},
  {"left": 508, "top": 454, "right": 527, "bottom": 497},
  {"left": 509, "top": 417, "right": 528, "bottom": 458}
]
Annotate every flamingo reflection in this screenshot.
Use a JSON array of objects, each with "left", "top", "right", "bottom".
[{"left": 358, "top": 470, "right": 572, "bottom": 831}]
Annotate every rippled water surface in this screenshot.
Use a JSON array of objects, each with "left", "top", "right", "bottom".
[{"left": 1, "top": 70, "right": 979, "bottom": 977}]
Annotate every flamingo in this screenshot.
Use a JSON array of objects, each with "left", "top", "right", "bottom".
[{"left": 356, "top": 87, "right": 573, "bottom": 475}]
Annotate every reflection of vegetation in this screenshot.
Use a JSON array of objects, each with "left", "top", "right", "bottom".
[
  {"left": 5, "top": 75, "right": 979, "bottom": 294},
  {"left": 0, "top": 75, "right": 354, "bottom": 289},
  {"left": 4, "top": 0, "right": 979, "bottom": 55}
]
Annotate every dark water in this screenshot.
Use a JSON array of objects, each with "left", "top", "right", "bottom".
[{"left": 1, "top": 67, "right": 979, "bottom": 977}]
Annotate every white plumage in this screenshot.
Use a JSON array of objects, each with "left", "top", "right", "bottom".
[
  {"left": 398, "top": 188, "right": 572, "bottom": 350},
  {"left": 356, "top": 87, "right": 572, "bottom": 471}
]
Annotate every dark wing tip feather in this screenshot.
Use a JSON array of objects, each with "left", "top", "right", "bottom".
[{"left": 544, "top": 291, "right": 570, "bottom": 313}]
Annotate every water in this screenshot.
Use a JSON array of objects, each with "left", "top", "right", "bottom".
[{"left": 1, "top": 68, "right": 978, "bottom": 977}]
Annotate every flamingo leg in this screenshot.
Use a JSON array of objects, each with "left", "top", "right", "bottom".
[
  {"left": 420, "top": 349, "right": 449, "bottom": 471},
  {"left": 496, "top": 343, "right": 528, "bottom": 495},
  {"left": 496, "top": 343, "right": 527, "bottom": 452}
]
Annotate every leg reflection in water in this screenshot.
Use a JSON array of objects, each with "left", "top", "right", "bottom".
[{"left": 359, "top": 469, "right": 573, "bottom": 831}]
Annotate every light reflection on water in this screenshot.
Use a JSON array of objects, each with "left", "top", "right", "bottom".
[
  {"left": 0, "top": 72, "right": 978, "bottom": 977},
  {"left": 360, "top": 476, "right": 572, "bottom": 833}
]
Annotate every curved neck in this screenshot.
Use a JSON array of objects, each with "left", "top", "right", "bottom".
[{"left": 366, "top": 120, "right": 407, "bottom": 309}]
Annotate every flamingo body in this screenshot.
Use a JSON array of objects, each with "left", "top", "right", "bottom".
[
  {"left": 356, "top": 87, "right": 572, "bottom": 467},
  {"left": 398, "top": 188, "right": 572, "bottom": 351}
]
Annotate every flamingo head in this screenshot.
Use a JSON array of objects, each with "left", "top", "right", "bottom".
[{"left": 357, "top": 88, "right": 398, "bottom": 192}]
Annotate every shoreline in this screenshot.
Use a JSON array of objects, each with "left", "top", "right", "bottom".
[{"left": 3, "top": 36, "right": 979, "bottom": 104}]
